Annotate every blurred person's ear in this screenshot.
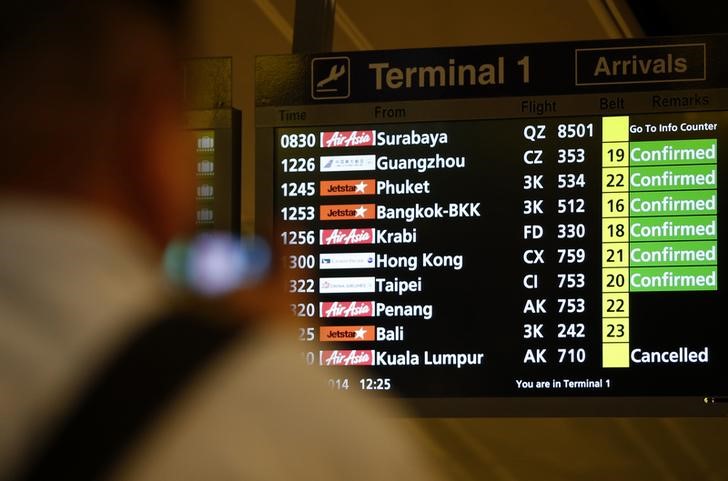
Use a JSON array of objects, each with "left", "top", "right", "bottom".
[
  {"left": 130, "top": 91, "right": 196, "bottom": 247},
  {"left": 109, "top": 29, "right": 196, "bottom": 248}
]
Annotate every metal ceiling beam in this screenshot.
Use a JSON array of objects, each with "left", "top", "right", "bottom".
[
  {"left": 251, "top": 0, "right": 294, "bottom": 43},
  {"left": 588, "top": 0, "right": 644, "bottom": 38},
  {"left": 335, "top": 3, "right": 374, "bottom": 50},
  {"left": 293, "top": 0, "right": 336, "bottom": 53}
]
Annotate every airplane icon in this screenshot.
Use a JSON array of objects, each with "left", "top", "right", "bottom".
[
  {"left": 311, "top": 57, "right": 350, "bottom": 99},
  {"left": 316, "top": 64, "right": 347, "bottom": 92}
]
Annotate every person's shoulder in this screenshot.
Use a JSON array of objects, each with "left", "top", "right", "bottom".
[{"left": 111, "top": 327, "right": 444, "bottom": 481}]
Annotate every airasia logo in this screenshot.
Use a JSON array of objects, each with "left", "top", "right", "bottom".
[
  {"left": 320, "top": 350, "right": 374, "bottom": 366},
  {"left": 321, "top": 130, "right": 375, "bottom": 148},
  {"left": 320, "top": 228, "right": 374, "bottom": 246},
  {"left": 320, "top": 301, "right": 374, "bottom": 318}
]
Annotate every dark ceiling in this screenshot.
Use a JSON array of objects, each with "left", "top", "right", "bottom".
[{"left": 628, "top": 0, "right": 727, "bottom": 35}]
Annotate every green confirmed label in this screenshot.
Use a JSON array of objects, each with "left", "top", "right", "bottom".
[
  {"left": 630, "top": 215, "right": 717, "bottom": 241},
  {"left": 630, "top": 241, "right": 717, "bottom": 266},
  {"left": 630, "top": 139, "right": 717, "bottom": 166},
  {"left": 630, "top": 266, "right": 717, "bottom": 291},
  {"left": 630, "top": 164, "right": 717, "bottom": 191},
  {"left": 630, "top": 190, "right": 717, "bottom": 216}
]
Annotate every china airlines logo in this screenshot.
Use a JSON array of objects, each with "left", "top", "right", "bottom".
[
  {"left": 320, "top": 301, "right": 375, "bottom": 318},
  {"left": 321, "top": 130, "right": 375, "bottom": 148},
  {"left": 319, "top": 276, "right": 375, "bottom": 294},
  {"left": 320, "top": 350, "right": 374, "bottom": 366},
  {"left": 320, "top": 228, "right": 375, "bottom": 246}
]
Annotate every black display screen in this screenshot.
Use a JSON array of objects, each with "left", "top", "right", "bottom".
[{"left": 256, "top": 35, "right": 728, "bottom": 415}]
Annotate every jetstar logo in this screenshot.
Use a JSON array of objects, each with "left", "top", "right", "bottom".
[
  {"left": 320, "top": 301, "right": 375, "bottom": 318},
  {"left": 320, "top": 204, "right": 376, "bottom": 220},
  {"left": 321, "top": 130, "right": 375, "bottom": 148},
  {"left": 320, "top": 325, "right": 376, "bottom": 341},
  {"left": 320, "top": 349, "right": 375, "bottom": 366},
  {"left": 320, "top": 228, "right": 375, "bottom": 246},
  {"left": 320, "top": 179, "right": 376, "bottom": 196}
]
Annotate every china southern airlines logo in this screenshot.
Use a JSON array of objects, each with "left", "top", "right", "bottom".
[{"left": 311, "top": 56, "right": 350, "bottom": 99}]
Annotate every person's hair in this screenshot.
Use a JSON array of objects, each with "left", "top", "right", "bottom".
[
  {"left": 0, "top": 0, "right": 190, "bottom": 188},
  {"left": 0, "top": 0, "right": 189, "bottom": 55}
]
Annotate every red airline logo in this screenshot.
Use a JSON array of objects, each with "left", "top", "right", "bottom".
[
  {"left": 320, "top": 179, "right": 376, "bottom": 196},
  {"left": 320, "top": 325, "right": 376, "bottom": 341},
  {"left": 320, "top": 204, "right": 375, "bottom": 221},
  {"left": 320, "top": 301, "right": 374, "bottom": 318},
  {"left": 320, "top": 349, "right": 374, "bottom": 366},
  {"left": 320, "top": 228, "right": 374, "bottom": 246},
  {"left": 321, "top": 130, "right": 375, "bottom": 148}
]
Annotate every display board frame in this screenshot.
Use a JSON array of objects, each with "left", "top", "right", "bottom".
[{"left": 256, "top": 35, "right": 728, "bottom": 416}]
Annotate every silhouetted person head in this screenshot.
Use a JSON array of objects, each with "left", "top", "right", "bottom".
[{"left": 0, "top": 0, "right": 194, "bottom": 247}]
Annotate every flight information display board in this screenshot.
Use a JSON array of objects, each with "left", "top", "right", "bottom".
[{"left": 255, "top": 35, "right": 728, "bottom": 416}]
